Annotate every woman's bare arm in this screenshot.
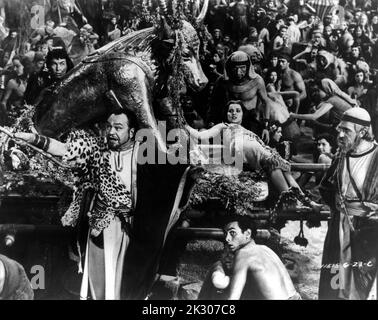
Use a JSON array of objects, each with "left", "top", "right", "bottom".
[
  {"left": 290, "top": 102, "right": 333, "bottom": 121},
  {"left": 185, "top": 123, "right": 227, "bottom": 141},
  {"left": 277, "top": 91, "right": 300, "bottom": 99}
]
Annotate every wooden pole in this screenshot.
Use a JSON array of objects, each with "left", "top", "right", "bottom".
[
  {"left": 290, "top": 163, "right": 331, "bottom": 172},
  {"left": 0, "top": 126, "right": 71, "bottom": 169},
  {"left": 57, "top": 0, "right": 62, "bottom": 25}
]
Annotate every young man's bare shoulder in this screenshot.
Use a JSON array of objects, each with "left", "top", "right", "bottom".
[
  {"left": 289, "top": 68, "right": 302, "bottom": 79},
  {"left": 236, "top": 245, "right": 265, "bottom": 271},
  {"left": 254, "top": 75, "right": 265, "bottom": 86},
  {"left": 7, "top": 78, "right": 18, "bottom": 89}
]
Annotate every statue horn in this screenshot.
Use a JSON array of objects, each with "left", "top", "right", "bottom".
[
  {"left": 196, "top": 0, "right": 209, "bottom": 23},
  {"left": 161, "top": 16, "right": 174, "bottom": 39},
  {"left": 158, "top": 0, "right": 168, "bottom": 15}
]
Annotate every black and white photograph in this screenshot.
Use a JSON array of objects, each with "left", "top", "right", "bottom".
[{"left": 0, "top": 0, "right": 378, "bottom": 304}]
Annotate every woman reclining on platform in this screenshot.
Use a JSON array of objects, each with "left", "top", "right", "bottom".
[{"left": 186, "top": 100, "right": 311, "bottom": 198}]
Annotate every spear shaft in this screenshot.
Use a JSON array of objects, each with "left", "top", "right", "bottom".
[{"left": 0, "top": 126, "right": 71, "bottom": 169}]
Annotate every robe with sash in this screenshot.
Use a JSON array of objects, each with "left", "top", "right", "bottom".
[{"left": 319, "top": 143, "right": 378, "bottom": 300}]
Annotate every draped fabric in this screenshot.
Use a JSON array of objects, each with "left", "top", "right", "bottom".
[{"left": 121, "top": 162, "right": 188, "bottom": 300}]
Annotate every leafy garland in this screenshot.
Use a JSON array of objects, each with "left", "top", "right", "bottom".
[
  {"left": 0, "top": 106, "right": 75, "bottom": 200},
  {"left": 187, "top": 169, "right": 267, "bottom": 215}
]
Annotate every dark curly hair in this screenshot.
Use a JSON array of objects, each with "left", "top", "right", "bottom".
[
  {"left": 313, "top": 133, "right": 337, "bottom": 161},
  {"left": 45, "top": 48, "right": 74, "bottom": 72},
  {"left": 223, "top": 214, "right": 257, "bottom": 239},
  {"left": 222, "top": 100, "right": 246, "bottom": 123}
]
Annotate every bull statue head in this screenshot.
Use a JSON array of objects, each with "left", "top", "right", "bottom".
[
  {"left": 33, "top": 0, "right": 209, "bottom": 145},
  {"left": 155, "top": 0, "right": 209, "bottom": 93}
]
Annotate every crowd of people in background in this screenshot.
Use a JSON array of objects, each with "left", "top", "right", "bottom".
[
  {"left": 0, "top": 0, "right": 378, "bottom": 300},
  {"left": 0, "top": 0, "right": 376, "bottom": 187},
  {"left": 182, "top": 0, "right": 376, "bottom": 170}
]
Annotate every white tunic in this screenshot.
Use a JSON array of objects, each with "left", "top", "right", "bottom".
[
  {"left": 80, "top": 148, "right": 133, "bottom": 300},
  {"left": 340, "top": 147, "right": 375, "bottom": 216}
]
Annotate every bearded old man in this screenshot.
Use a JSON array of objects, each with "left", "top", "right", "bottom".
[{"left": 319, "top": 107, "right": 378, "bottom": 300}]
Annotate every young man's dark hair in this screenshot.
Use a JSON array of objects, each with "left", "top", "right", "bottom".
[
  {"left": 223, "top": 215, "right": 258, "bottom": 239},
  {"left": 275, "top": 14, "right": 285, "bottom": 22}
]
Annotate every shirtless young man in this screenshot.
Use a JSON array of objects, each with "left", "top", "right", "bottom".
[
  {"left": 199, "top": 215, "right": 300, "bottom": 300},
  {"left": 277, "top": 52, "right": 307, "bottom": 114}
]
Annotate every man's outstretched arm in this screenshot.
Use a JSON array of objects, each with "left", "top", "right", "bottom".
[
  {"left": 14, "top": 132, "right": 67, "bottom": 156},
  {"left": 290, "top": 102, "right": 333, "bottom": 121}
]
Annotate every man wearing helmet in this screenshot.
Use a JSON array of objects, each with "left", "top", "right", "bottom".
[
  {"left": 207, "top": 50, "right": 271, "bottom": 143},
  {"left": 319, "top": 107, "right": 378, "bottom": 300}
]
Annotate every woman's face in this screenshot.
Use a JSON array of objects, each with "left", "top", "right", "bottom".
[
  {"left": 311, "top": 48, "right": 318, "bottom": 58},
  {"left": 216, "top": 44, "right": 224, "bottom": 57},
  {"left": 355, "top": 26, "right": 363, "bottom": 37},
  {"left": 13, "top": 59, "right": 24, "bottom": 76},
  {"left": 40, "top": 44, "right": 49, "bottom": 56},
  {"left": 317, "top": 138, "right": 332, "bottom": 154},
  {"left": 35, "top": 60, "right": 45, "bottom": 71},
  {"left": 270, "top": 56, "right": 278, "bottom": 67},
  {"left": 372, "top": 16, "right": 378, "bottom": 24},
  {"left": 360, "top": 14, "right": 368, "bottom": 25},
  {"left": 351, "top": 46, "right": 360, "bottom": 57},
  {"left": 269, "top": 71, "right": 278, "bottom": 84},
  {"left": 273, "top": 127, "right": 282, "bottom": 142},
  {"left": 355, "top": 72, "right": 364, "bottom": 84},
  {"left": 325, "top": 26, "right": 332, "bottom": 36},
  {"left": 249, "top": 30, "right": 258, "bottom": 38},
  {"left": 227, "top": 103, "right": 243, "bottom": 124}
]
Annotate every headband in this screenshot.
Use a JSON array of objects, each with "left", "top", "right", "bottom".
[{"left": 341, "top": 114, "right": 371, "bottom": 127}]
